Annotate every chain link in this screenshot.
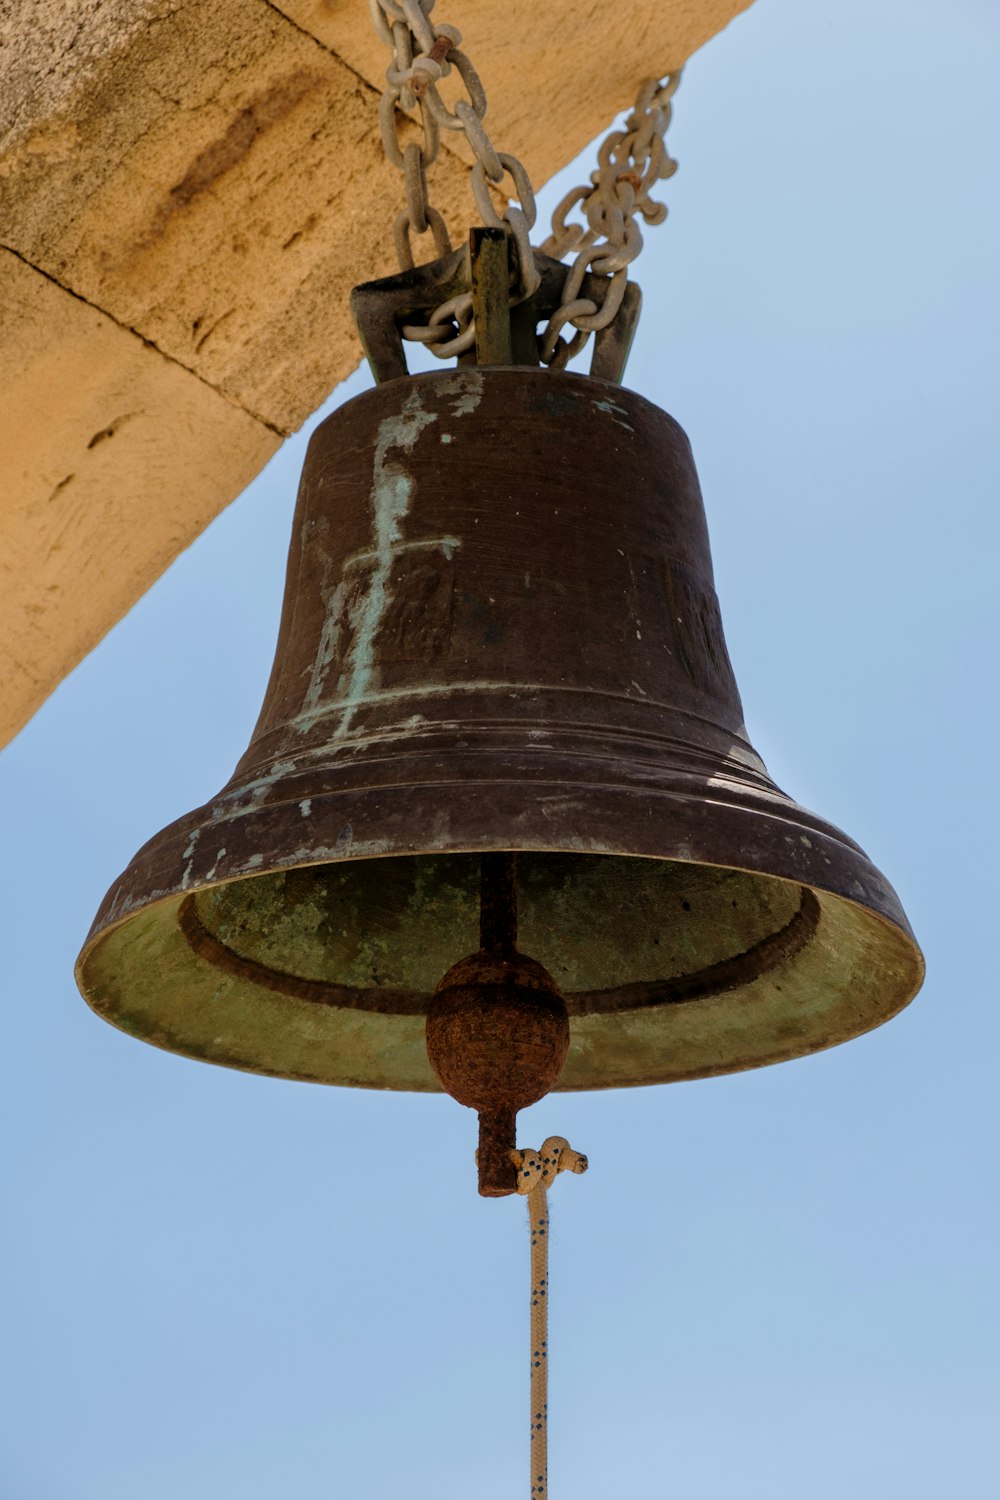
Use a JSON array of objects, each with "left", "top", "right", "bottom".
[
  {"left": 539, "top": 72, "right": 682, "bottom": 368},
  {"left": 371, "top": 0, "right": 539, "bottom": 354},
  {"left": 370, "top": 0, "right": 681, "bottom": 367}
]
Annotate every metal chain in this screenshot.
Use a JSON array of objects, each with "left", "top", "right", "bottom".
[
  {"left": 538, "top": 72, "right": 682, "bottom": 369},
  {"left": 370, "top": 0, "right": 540, "bottom": 357},
  {"left": 370, "top": 0, "right": 681, "bottom": 367}
]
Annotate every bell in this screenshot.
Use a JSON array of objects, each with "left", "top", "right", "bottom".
[{"left": 76, "top": 368, "right": 923, "bottom": 1091}]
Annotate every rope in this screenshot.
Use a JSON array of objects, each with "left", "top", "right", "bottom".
[{"left": 512, "top": 1136, "right": 588, "bottom": 1500}]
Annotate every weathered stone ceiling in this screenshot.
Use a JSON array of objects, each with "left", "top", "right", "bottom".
[{"left": 0, "top": 0, "right": 752, "bottom": 748}]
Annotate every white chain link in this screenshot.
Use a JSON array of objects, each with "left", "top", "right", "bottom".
[
  {"left": 370, "top": 0, "right": 681, "bottom": 367},
  {"left": 371, "top": 0, "right": 539, "bottom": 356},
  {"left": 539, "top": 72, "right": 682, "bottom": 368}
]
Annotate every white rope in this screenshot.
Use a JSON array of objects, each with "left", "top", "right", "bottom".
[{"left": 512, "top": 1136, "right": 588, "bottom": 1500}]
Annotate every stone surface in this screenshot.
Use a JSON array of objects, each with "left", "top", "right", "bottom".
[
  {"left": 0, "top": 0, "right": 474, "bottom": 433},
  {"left": 277, "top": 0, "right": 752, "bottom": 182},
  {"left": 0, "top": 0, "right": 752, "bottom": 748},
  {"left": 0, "top": 249, "right": 279, "bottom": 738}
]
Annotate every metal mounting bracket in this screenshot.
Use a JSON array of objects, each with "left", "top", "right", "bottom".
[{"left": 350, "top": 230, "right": 642, "bottom": 385}]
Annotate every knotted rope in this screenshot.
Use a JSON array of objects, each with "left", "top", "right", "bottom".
[{"left": 512, "top": 1136, "right": 588, "bottom": 1500}]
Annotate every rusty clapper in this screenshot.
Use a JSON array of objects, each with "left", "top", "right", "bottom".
[{"left": 76, "top": 236, "right": 924, "bottom": 1192}]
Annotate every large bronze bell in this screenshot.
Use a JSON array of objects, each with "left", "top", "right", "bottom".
[{"left": 76, "top": 368, "right": 923, "bottom": 1092}]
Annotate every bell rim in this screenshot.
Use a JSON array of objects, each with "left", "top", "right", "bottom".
[
  {"left": 80, "top": 768, "right": 921, "bottom": 948},
  {"left": 76, "top": 778, "right": 924, "bottom": 1094},
  {"left": 78, "top": 832, "right": 924, "bottom": 996},
  {"left": 75, "top": 859, "right": 923, "bottom": 1091}
]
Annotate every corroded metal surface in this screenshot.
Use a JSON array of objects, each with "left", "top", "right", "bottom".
[
  {"left": 76, "top": 369, "right": 924, "bottom": 1089},
  {"left": 427, "top": 954, "right": 569, "bottom": 1197},
  {"left": 426, "top": 852, "right": 570, "bottom": 1197}
]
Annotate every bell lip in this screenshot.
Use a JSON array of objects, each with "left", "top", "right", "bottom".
[
  {"left": 76, "top": 785, "right": 925, "bottom": 1044},
  {"left": 76, "top": 831, "right": 925, "bottom": 978},
  {"left": 73, "top": 837, "right": 924, "bottom": 1093}
]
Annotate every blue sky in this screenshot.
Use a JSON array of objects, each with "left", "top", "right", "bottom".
[{"left": 2, "top": 0, "right": 997, "bottom": 1494}]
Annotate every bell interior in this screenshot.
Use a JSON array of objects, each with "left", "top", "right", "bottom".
[{"left": 184, "top": 853, "right": 811, "bottom": 1013}]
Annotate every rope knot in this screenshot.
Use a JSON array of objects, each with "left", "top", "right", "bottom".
[{"left": 512, "top": 1135, "right": 588, "bottom": 1194}]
